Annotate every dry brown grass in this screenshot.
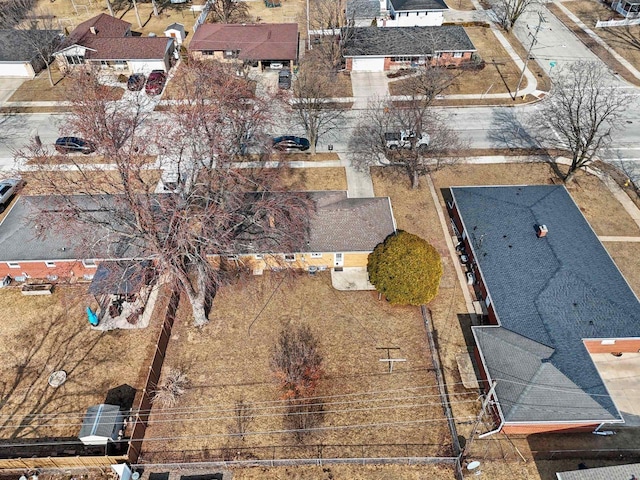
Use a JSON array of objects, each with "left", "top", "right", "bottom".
[
  {"left": 142, "top": 273, "right": 450, "bottom": 462},
  {"left": 26, "top": 155, "right": 156, "bottom": 165},
  {"left": 230, "top": 463, "right": 457, "bottom": 479},
  {"left": 546, "top": 3, "right": 640, "bottom": 87},
  {"left": 0, "top": 286, "right": 161, "bottom": 439},
  {"left": 276, "top": 166, "right": 347, "bottom": 191},
  {"left": 604, "top": 242, "right": 640, "bottom": 297},
  {"left": 388, "top": 27, "right": 527, "bottom": 98},
  {"left": 20, "top": 169, "right": 162, "bottom": 195}
]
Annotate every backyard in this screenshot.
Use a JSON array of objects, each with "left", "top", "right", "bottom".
[
  {"left": 141, "top": 272, "right": 461, "bottom": 463},
  {"left": 0, "top": 286, "right": 162, "bottom": 441}
]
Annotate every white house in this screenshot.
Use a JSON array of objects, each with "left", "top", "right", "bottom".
[{"left": 346, "top": 0, "right": 448, "bottom": 27}]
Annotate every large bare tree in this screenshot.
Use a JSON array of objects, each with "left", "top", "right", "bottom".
[
  {"left": 350, "top": 96, "right": 462, "bottom": 188},
  {"left": 490, "top": 0, "right": 538, "bottom": 32},
  {"left": 208, "top": 0, "right": 250, "bottom": 23},
  {"left": 532, "top": 61, "right": 631, "bottom": 182},
  {"left": 19, "top": 62, "right": 313, "bottom": 328},
  {"left": 290, "top": 55, "right": 346, "bottom": 154}
]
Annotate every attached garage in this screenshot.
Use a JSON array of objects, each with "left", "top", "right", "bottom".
[
  {"left": 0, "top": 62, "right": 35, "bottom": 78},
  {"left": 0, "top": 29, "right": 60, "bottom": 78},
  {"left": 351, "top": 56, "right": 385, "bottom": 72}
]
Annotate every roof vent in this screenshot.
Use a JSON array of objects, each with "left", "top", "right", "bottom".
[
  {"left": 537, "top": 224, "right": 548, "bottom": 238},
  {"left": 89, "top": 26, "right": 97, "bottom": 34}
]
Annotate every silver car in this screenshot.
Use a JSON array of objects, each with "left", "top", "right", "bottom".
[{"left": 0, "top": 178, "right": 21, "bottom": 213}]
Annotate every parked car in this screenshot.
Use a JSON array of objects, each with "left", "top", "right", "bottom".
[
  {"left": 0, "top": 178, "right": 21, "bottom": 213},
  {"left": 272, "top": 136, "right": 310, "bottom": 151},
  {"left": 385, "top": 130, "right": 430, "bottom": 150},
  {"left": 278, "top": 70, "right": 291, "bottom": 89},
  {"left": 269, "top": 62, "right": 284, "bottom": 70},
  {"left": 127, "top": 73, "right": 146, "bottom": 91},
  {"left": 145, "top": 70, "right": 167, "bottom": 96},
  {"left": 54, "top": 137, "right": 95, "bottom": 154}
]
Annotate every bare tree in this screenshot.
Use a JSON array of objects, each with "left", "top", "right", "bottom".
[
  {"left": 490, "top": 0, "right": 538, "bottom": 32},
  {"left": 208, "top": 0, "right": 250, "bottom": 23},
  {"left": 531, "top": 62, "right": 631, "bottom": 182},
  {"left": 0, "top": 7, "right": 62, "bottom": 87},
  {"left": 401, "top": 63, "right": 459, "bottom": 103},
  {"left": 18, "top": 62, "right": 314, "bottom": 328},
  {"left": 290, "top": 56, "right": 346, "bottom": 154},
  {"left": 350, "top": 98, "right": 462, "bottom": 188}
]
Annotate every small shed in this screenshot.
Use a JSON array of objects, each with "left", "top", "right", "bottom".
[
  {"left": 79, "top": 404, "right": 124, "bottom": 446},
  {"left": 164, "top": 22, "right": 185, "bottom": 45}
]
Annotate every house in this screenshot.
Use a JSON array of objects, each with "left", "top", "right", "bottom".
[
  {"left": 611, "top": 0, "right": 640, "bottom": 18},
  {"left": 347, "top": 0, "right": 448, "bottom": 26},
  {"left": 53, "top": 13, "right": 175, "bottom": 74},
  {"left": 0, "top": 29, "right": 62, "bottom": 78},
  {"left": 343, "top": 26, "right": 475, "bottom": 71},
  {"left": 79, "top": 404, "right": 125, "bottom": 446},
  {"left": 164, "top": 22, "right": 186, "bottom": 46},
  {"left": 448, "top": 185, "right": 640, "bottom": 434},
  {"left": 557, "top": 462, "right": 640, "bottom": 479},
  {"left": 0, "top": 192, "right": 395, "bottom": 279},
  {"left": 189, "top": 23, "right": 299, "bottom": 70}
]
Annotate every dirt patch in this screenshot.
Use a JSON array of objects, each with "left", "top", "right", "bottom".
[
  {"left": 142, "top": 273, "right": 450, "bottom": 462},
  {"left": 275, "top": 166, "right": 347, "bottom": 190},
  {"left": 546, "top": 3, "right": 640, "bottom": 87},
  {"left": 20, "top": 169, "right": 162, "bottom": 195},
  {"left": 0, "top": 286, "right": 162, "bottom": 440}
]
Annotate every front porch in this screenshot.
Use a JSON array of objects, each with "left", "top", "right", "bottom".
[{"left": 612, "top": 0, "right": 640, "bottom": 18}]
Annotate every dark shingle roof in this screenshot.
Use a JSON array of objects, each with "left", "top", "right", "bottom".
[
  {"left": 343, "top": 26, "right": 475, "bottom": 57},
  {"left": 346, "top": 0, "right": 382, "bottom": 19},
  {"left": 452, "top": 185, "right": 640, "bottom": 424},
  {"left": 390, "top": 0, "right": 448, "bottom": 11},
  {"left": 78, "top": 404, "right": 122, "bottom": 440},
  {"left": 82, "top": 36, "right": 171, "bottom": 60},
  {"left": 557, "top": 463, "right": 640, "bottom": 480},
  {"left": 69, "top": 13, "right": 131, "bottom": 44},
  {"left": 189, "top": 23, "right": 299, "bottom": 61},
  {"left": 0, "top": 30, "right": 61, "bottom": 62}
]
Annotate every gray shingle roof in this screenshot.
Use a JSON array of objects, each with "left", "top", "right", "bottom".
[
  {"left": 557, "top": 463, "right": 640, "bottom": 480},
  {"left": 452, "top": 185, "right": 640, "bottom": 424},
  {"left": 343, "top": 26, "right": 475, "bottom": 57},
  {"left": 346, "top": 0, "right": 382, "bottom": 19},
  {"left": 0, "top": 30, "right": 61, "bottom": 62},
  {"left": 78, "top": 404, "right": 122, "bottom": 440},
  {"left": 390, "top": 0, "right": 448, "bottom": 11}
]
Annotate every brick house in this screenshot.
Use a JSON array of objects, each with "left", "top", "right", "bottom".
[
  {"left": 448, "top": 185, "right": 640, "bottom": 435},
  {"left": 188, "top": 23, "right": 299, "bottom": 70},
  {"left": 343, "top": 26, "right": 475, "bottom": 71},
  {"left": 53, "top": 13, "right": 175, "bottom": 74},
  {"left": 0, "top": 192, "right": 395, "bottom": 281}
]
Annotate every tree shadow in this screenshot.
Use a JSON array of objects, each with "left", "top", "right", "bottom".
[{"left": 104, "top": 384, "right": 137, "bottom": 411}]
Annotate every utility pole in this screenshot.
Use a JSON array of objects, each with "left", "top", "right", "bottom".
[
  {"left": 515, "top": 12, "right": 545, "bottom": 99},
  {"left": 462, "top": 381, "right": 498, "bottom": 457}
]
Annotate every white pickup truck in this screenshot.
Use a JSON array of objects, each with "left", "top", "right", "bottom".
[
  {"left": 0, "top": 178, "right": 21, "bottom": 213},
  {"left": 384, "top": 130, "right": 430, "bottom": 150}
]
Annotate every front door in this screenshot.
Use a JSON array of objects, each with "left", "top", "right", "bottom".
[{"left": 334, "top": 252, "right": 344, "bottom": 267}]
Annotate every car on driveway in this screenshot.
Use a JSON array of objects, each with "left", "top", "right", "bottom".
[
  {"left": 272, "top": 136, "right": 310, "bottom": 151},
  {"left": 278, "top": 70, "right": 291, "bottom": 89},
  {"left": 55, "top": 137, "right": 95, "bottom": 154},
  {"left": 127, "top": 73, "right": 146, "bottom": 91},
  {"left": 0, "top": 178, "right": 21, "bottom": 213},
  {"left": 145, "top": 70, "right": 167, "bottom": 96}
]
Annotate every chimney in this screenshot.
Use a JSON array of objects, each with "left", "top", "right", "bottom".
[
  {"left": 268, "top": 215, "right": 275, "bottom": 229},
  {"left": 89, "top": 26, "right": 97, "bottom": 35},
  {"left": 537, "top": 224, "right": 548, "bottom": 238}
]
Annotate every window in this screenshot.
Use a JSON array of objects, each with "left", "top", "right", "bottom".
[
  {"left": 310, "top": 253, "right": 323, "bottom": 258},
  {"left": 392, "top": 56, "right": 416, "bottom": 63},
  {"left": 226, "top": 254, "right": 239, "bottom": 261},
  {"left": 202, "top": 50, "right": 214, "bottom": 56},
  {"left": 601, "top": 339, "right": 616, "bottom": 345},
  {"left": 284, "top": 254, "right": 296, "bottom": 262},
  {"left": 453, "top": 52, "right": 464, "bottom": 58},
  {"left": 45, "top": 261, "right": 56, "bottom": 268},
  {"left": 65, "top": 54, "right": 84, "bottom": 65},
  {"left": 224, "top": 50, "right": 239, "bottom": 58},
  {"left": 7, "top": 262, "right": 20, "bottom": 269},
  {"left": 254, "top": 254, "right": 264, "bottom": 260},
  {"left": 82, "top": 259, "right": 97, "bottom": 268}
]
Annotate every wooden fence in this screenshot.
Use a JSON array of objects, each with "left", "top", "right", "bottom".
[
  {"left": 0, "top": 455, "right": 127, "bottom": 470},
  {"left": 127, "top": 290, "right": 180, "bottom": 464}
]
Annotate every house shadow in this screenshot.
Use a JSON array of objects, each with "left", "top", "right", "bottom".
[{"left": 104, "top": 384, "right": 137, "bottom": 411}]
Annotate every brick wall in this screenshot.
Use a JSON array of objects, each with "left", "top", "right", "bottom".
[
  {"left": 584, "top": 339, "right": 640, "bottom": 353},
  {"left": 502, "top": 423, "right": 599, "bottom": 435},
  {"left": 0, "top": 260, "right": 97, "bottom": 280}
]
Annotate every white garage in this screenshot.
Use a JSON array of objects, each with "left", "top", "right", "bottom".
[
  {"left": 0, "top": 30, "right": 60, "bottom": 78},
  {"left": 0, "top": 62, "right": 35, "bottom": 78},
  {"left": 350, "top": 56, "right": 385, "bottom": 72}
]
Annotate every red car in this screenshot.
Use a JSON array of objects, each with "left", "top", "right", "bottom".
[{"left": 145, "top": 70, "right": 167, "bottom": 96}]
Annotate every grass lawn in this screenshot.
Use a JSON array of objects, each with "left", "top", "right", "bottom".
[
  {"left": 20, "top": 169, "right": 162, "bottom": 195},
  {"left": 388, "top": 27, "right": 529, "bottom": 98},
  {"left": 276, "top": 166, "right": 347, "bottom": 191},
  {"left": 26, "top": 154, "right": 156, "bottom": 165},
  {"left": 142, "top": 273, "right": 455, "bottom": 462},
  {"left": 0, "top": 286, "right": 161, "bottom": 440}
]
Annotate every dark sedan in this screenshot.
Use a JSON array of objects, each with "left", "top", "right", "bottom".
[
  {"left": 272, "top": 136, "right": 310, "bottom": 152},
  {"left": 127, "top": 73, "right": 146, "bottom": 91},
  {"left": 54, "top": 137, "right": 95, "bottom": 154}
]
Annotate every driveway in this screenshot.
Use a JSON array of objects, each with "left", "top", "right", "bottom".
[
  {"left": 350, "top": 72, "right": 390, "bottom": 109},
  {"left": 591, "top": 352, "right": 640, "bottom": 426},
  {"left": 0, "top": 78, "right": 25, "bottom": 105}
]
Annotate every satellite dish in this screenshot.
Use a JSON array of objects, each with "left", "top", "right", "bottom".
[
  {"left": 19, "top": 476, "right": 27, "bottom": 480},
  {"left": 131, "top": 473, "right": 140, "bottom": 480},
  {"left": 467, "top": 461, "right": 481, "bottom": 471}
]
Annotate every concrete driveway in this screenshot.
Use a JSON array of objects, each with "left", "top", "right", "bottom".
[
  {"left": 591, "top": 352, "right": 640, "bottom": 426},
  {"left": 0, "top": 78, "right": 25, "bottom": 105},
  {"left": 350, "top": 72, "right": 390, "bottom": 109}
]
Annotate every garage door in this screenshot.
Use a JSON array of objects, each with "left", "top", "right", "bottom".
[
  {"left": 351, "top": 57, "right": 385, "bottom": 72},
  {"left": 0, "top": 62, "right": 33, "bottom": 78}
]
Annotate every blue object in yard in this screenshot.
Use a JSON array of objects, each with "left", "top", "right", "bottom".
[{"left": 87, "top": 306, "right": 99, "bottom": 326}]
